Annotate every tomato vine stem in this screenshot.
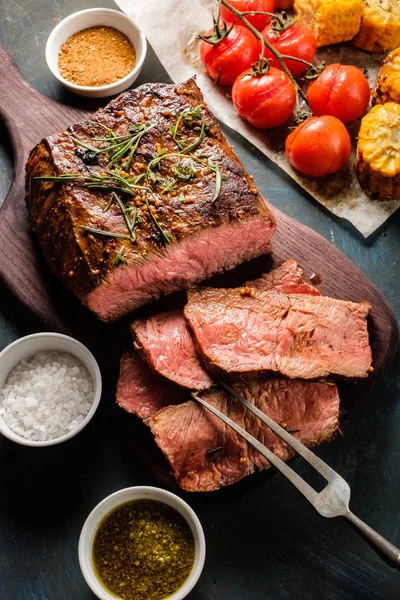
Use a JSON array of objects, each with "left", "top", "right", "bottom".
[
  {"left": 219, "top": 0, "right": 311, "bottom": 102},
  {"left": 240, "top": 10, "right": 285, "bottom": 26}
]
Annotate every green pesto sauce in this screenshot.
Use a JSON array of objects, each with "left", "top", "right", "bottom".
[{"left": 92, "top": 499, "right": 195, "bottom": 600}]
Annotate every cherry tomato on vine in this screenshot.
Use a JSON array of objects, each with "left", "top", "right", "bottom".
[
  {"left": 285, "top": 116, "right": 351, "bottom": 177},
  {"left": 261, "top": 21, "right": 316, "bottom": 78},
  {"left": 307, "top": 64, "right": 370, "bottom": 123},
  {"left": 200, "top": 24, "right": 260, "bottom": 85},
  {"left": 221, "top": 0, "right": 275, "bottom": 31},
  {"left": 232, "top": 67, "right": 296, "bottom": 128}
]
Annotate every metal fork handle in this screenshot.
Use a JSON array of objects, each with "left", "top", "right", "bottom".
[
  {"left": 212, "top": 381, "right": 400, "bottom": 568},
  {"left": 345, "top": 511, "right": 400, "bottom": 568}
]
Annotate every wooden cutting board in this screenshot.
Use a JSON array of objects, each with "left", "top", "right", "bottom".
[{"left": 0, "top": 43, "right": 397, "bottom": 423}]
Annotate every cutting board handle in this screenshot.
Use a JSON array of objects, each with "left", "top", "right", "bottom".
[
  {"left": 0, "top": 44, "right": 44, "bottom": 167},
  {"left": 0, "top": 44, "right": 39, "bottom": 119},
  {"left": 0, "top": 43, "right": 90, "bottom": 170}
]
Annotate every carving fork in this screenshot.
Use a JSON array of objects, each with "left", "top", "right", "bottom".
[{"left": 194, "top": 380, "right": 400, "bottom": 568}]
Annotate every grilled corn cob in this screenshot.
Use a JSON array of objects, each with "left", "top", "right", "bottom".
[
  {"left": 372, "top": 47, "right": 400, "bottom": 104},
  {"left": 293, "top": 0, "right": 363, "bottom": 48},
  {"left": 356, "top": 102, "right": 400, "bottom": 199},
  {"left": 353, "top": 0, "right": 400, "bottom": 53}
]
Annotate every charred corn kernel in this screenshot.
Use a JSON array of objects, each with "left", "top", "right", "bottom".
[
  {"left": 353, "top": 0, "right": 400, "bottom": 52},
  {"left": 356, "top": 102, "right": 400, "bottom": 199},
  {"left": 293, "top": 0, "right": 363, "bottom": 47},
  {"left": 372, "top": 47, "right": 400, "bottom": 104}
]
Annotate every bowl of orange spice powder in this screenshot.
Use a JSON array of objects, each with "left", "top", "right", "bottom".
[{"left": 46, "top": 8, "right": 147, "bottom": 98}]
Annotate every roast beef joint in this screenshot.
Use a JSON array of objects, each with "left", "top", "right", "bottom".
[{"left": 25, "top": 79, "right": 275, "bottom": 321}]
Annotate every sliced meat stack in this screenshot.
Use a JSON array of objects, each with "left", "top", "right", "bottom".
[
  {"left": 149, "top": 379, "right": 340, "bottom": 492},
  {"left": 117, "top": 339, "right": 340, "bottom": 492},
  {"left": 25, "top": 78, "right": 275, "bottom": 322},
  {"left": 131, "top": 259, "right": 320, "bottom": 391},
  {"left": 185, "top": 288, "right": 372, "bottom": 380},
  {"left": 115, "top": 260, "right": 368, "bottom": 492}
]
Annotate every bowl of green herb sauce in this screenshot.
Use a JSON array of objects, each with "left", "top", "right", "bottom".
[{"left": 79, "top": 486, "right": 206, "bottom": 600}]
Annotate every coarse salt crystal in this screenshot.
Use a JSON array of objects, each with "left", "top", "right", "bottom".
[
  {"left": 23, "top": 415, "right": 33, "bottom": 427},
  {"left": 0, "top": 351, "right": 94, "bottom": 442},
  {"left": 25, "top": 397, "right": 39, "bottom": 408}
]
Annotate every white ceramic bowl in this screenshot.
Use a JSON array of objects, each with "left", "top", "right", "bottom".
[
  {"left": 0, "top": 332, "right": 102, "bottom": 447},
  {"left": 45, "top": 8, "right": 147, "bottom": 98},
  {"left": 79, "top": 486, "right": 206, "bottom": 600}
]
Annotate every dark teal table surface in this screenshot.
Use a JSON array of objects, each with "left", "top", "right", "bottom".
[{"left": 0, "top": 1, "right": 399, "bottom": 599}]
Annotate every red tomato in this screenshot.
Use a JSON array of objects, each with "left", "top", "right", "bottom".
[
  {"left": 221, "top": 0, "right": 275, "bottom": 31},
  {"left": 285, "top": 116, "right": 351, "bottom": 177},
  {"left": 261, "top": 22, "right": 316, "bottom": 77},
  {"left": 275, "top": 0, "right": 293, "bottom": 7},
  {"left": 232, "top": 67, "right": 296, "bottom": 128},
  {"left": 307, "top": 64, "right": 370, "bottom": 123},
  {"left": 200, "top": 24, "right": 260, "bottom": 85}
]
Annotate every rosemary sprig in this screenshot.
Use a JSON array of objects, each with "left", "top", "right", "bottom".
[
  {"left": 160, "top": 178, "right": 177, "bottom": 194},
  {"left": 109, "top": 192, "right": 139, "bottom": 242},
  {"left": 146, "top": 119, "right": 223, "bottom": 201},
  {"left": 113, "top": 246, "right": 128, "bottom": 266},
  {"left": 102, "top": 194, "right": 115, "bottom": 213},
  {"left": 72, "top": 122, "right": 155, "bottom": 169},
  {"left": 113, "top": 124, "right": 156, "bottom": 169},
  {"left": 35, "top": 172, "right": 146, "bottom": 196},
  {"left": 170, "top": 105, "right": 203, "bottom": 141},
  {"left": 212, "top": 163, "right": 222, "bottom": 202},
  {"left": 178, "top": 119, "right": 206, "bottom": 154},
  {"left": 145, "top": 196, "right": 171, "bottom": 245},
  {"left": 172, "top": 162, "right": 195, "bottom": 181},
  {"left": 89, "top": 120, "right": 115, "bottom": 137},
  {"left": 169, "top": 104, "right": 208, "bottom": 155},
  {"left": 146, "top": 149, "right": 169, "bottom": 175},
  {"left": 80, "top": 226, "right": 132, "bottom": 241},
  {"left": 34, "top": 174, "right": 83, "bottom": 182},
  {"left": 37, "top": 103, "right": 225, "bottom": 246},
  {"left": 148, "top": 171, "right": 168, "bottom": 186}
]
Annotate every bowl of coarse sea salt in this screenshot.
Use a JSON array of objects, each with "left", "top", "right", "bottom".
[{"left": 0, "top": 333, "right": 102, "bottom": 446}]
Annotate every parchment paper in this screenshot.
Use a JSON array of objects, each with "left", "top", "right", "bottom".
[{"left": 115, "top": 0, "right": 400, "bottom": 236}]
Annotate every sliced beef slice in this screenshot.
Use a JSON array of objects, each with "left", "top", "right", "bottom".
[
  {"left": 185, "top": 288, "right": 372, "bottom": 380},
  {"left": 149, "top": 378, "right": 340, "bottom": 492},
  {"left": 132, "top": 260, "right": 319, "bottom": 390},
  {"left": 132, "top": 310, "right": 214, "bottom": 391},
  {"left": 247, "top": 258, "right": 320, "bottom": 295},
  {"left": 116, "top": 349, "right": 188, "bottom": 422},
  {"left": 26, "top": 78, "right": 275, "bottom": 322}
]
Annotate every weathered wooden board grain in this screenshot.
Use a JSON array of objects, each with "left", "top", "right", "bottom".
[{"left": 0, "top": 42, "right": 397, "bottom": 428}]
